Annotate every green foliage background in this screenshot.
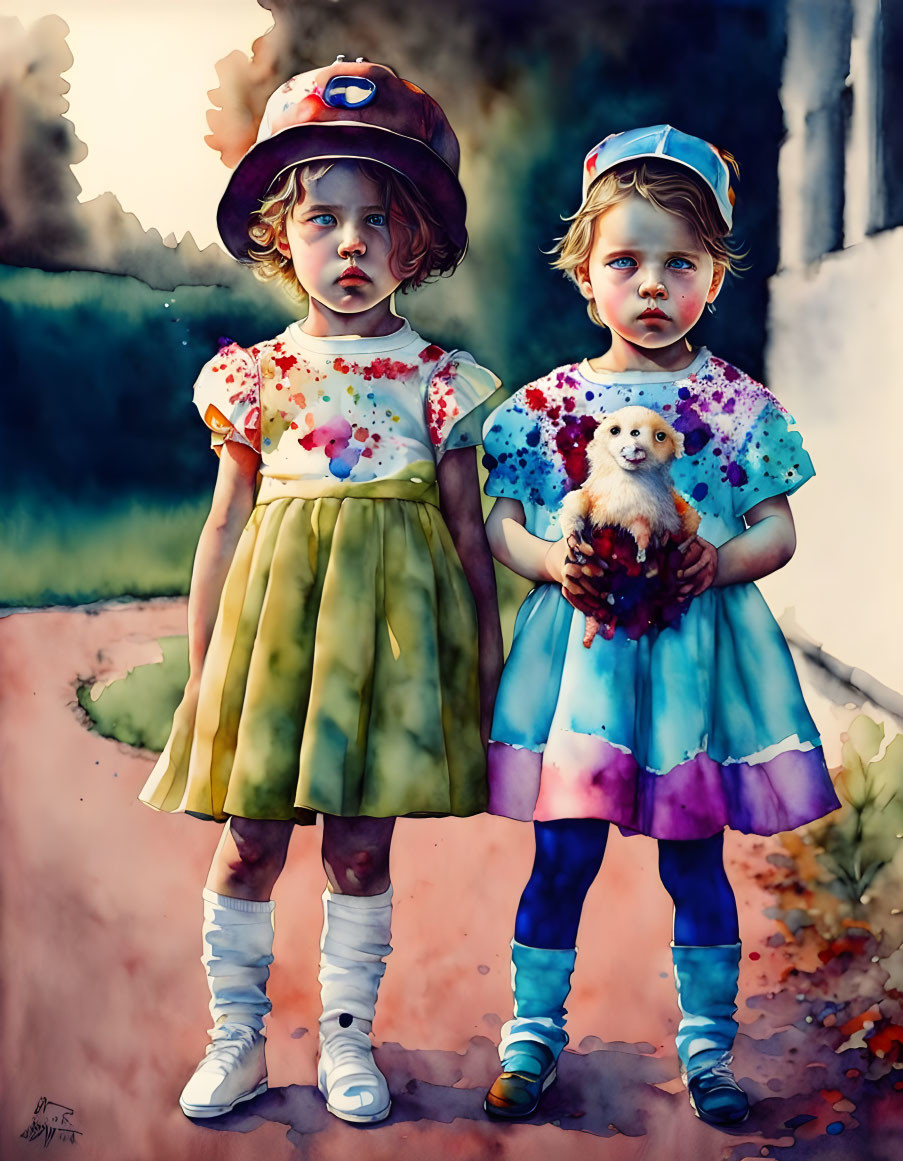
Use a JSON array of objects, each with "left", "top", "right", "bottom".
[{"left": 0, "top": 2, "right": 788, "bottom": 608}]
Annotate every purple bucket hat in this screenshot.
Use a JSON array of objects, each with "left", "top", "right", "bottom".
[
  {"left": 217, "top": 58, "right": 467, "bottom": 261},
  {"left": 581, "top": 125, "right": 735, "bottom": 229}
]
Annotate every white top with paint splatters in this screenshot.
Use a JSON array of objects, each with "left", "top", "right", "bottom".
[{"left": 193, "top": 319, "right": 501, "bottom": 488}]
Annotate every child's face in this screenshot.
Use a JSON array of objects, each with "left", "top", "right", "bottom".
[
  {"left": 278, "top": 160, "right": 401, "bottom": 316},
  {"left": 576, "top": 193, "right": 723, "bottom": 355}
]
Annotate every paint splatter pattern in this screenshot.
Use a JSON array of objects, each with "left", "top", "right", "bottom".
[
  {"left": 482, "top": 350, "right": 814, "bottom": 546},
  {"left": 191, "top": 324, "right": 500, "bottom": 483},
  {"left": 482, "top": 350, "right": 837, "bottom": 836}
]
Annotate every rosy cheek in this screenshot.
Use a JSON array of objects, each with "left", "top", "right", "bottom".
[
  {"left": 593, "top": 285, "right": 623, "bottom": 322},
  {"left": 671, "top": 293, "right": 707, "bottom": 328}
]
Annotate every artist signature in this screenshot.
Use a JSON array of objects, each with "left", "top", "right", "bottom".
[{"left": 20, "top": 1098, "right": 82, "bottom": 1148}]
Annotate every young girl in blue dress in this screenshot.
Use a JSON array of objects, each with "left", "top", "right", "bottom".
[
  {"left": 139, "top": 59, "right": 503, "bottom": 1125},
  {"left": 480, "top": 126, "right": 840, "bottom": 1126}
]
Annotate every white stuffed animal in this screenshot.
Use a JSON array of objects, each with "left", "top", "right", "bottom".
[{"left": 559, "top": 405, "right": 700, "bottom": 561}]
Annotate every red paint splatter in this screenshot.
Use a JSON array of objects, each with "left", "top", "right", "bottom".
[
  {"left": 525, "top": 387, "right": 547, "bottom": 411},
  {"left": 333, "top": 357, "right": 350, "bottom": 374},
  {"left": 244, "top": 406, "right": 261, "bottom": 452},
  {"left": 554, "top": 413, "right": 598, "bottom": 485},
  {"left": 749, "top": 951, "right": 761, "bottom": 960},
  {"left": 866, "top": 1023, "right": 903, "bottom": 1058},
  {"left": 360, "top": 358, "right": 417, "bottom": 381},
  {"left": 274, "top": 353, "right": 297, "bottom": 375},
  {"left": 420, "top": 344, "right": 443, "bottom": 363},
  {"left": 818, "top": 932, "right": 871, "bottom": 963},
  {"left": 432, "top": 361, "right": 458, "bottom": 386}
]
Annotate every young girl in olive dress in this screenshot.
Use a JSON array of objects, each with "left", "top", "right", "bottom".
[{"left": 140, "top": 59, "right": 503, "bottom": 1125}]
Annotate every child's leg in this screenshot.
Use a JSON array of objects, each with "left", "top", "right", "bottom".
[
  {"left": 486, "top": 818, "right": 609, "bottom": 1120},
  {"left": 180, "top": 817, "right": 294, "bottom": 1119},
  {"left": 657, "top": 832, "right": 738, "bottom": 946},
  {"left": 657, "top": 833, "right": 749, "bottom": 1126},
  {"left": 206, "top": 815, "right": 295, "bottom": 898},
  {"left": 321, "top": 814, "right": 395, "bottom": 896},
  {"left": 515, "top": 817, "right": 611, "bottom": 948},
  {"left": 317, "top": 815, "right": 396, "bottom": 1124}
]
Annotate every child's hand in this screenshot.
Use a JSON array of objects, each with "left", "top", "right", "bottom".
[
  {"left": 676, "top": 534, "right": 718, "bottom": 598},
  {"left": 544, "top": 535, "right": 610, "bottom": 607}
]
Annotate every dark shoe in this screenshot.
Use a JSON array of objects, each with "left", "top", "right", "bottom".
[
  {"left": 484, "top": 1044, "right": 557, "bottom": 1120},
  {"left": 687, "top": 1058, "right": 750, "bottom": 1126}
]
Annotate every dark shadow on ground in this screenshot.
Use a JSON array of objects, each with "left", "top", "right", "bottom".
[
  {"left": 188, "top": 1034, "right": 754, "bottom": 1142},
  {"left": 182, "top": 1026, "right": 903, "bottom": 1159}
]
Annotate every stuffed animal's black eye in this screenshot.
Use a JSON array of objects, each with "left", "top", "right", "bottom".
[
  {"left": 655, "top": 431, "right": 667, "bottom": 442},
  {"left": 609, "top": 425, "right": 620, "bottom": 435},
  {"left": 630, "top": 428, "right": 640, "bottom": 437}
]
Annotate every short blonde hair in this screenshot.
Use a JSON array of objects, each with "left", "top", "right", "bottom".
[
  {"left": 552, "top": 158, "right": 741, "bottom": 327},
  {"left": 247, "top": 159, "right": 465, "bottom": 299}
]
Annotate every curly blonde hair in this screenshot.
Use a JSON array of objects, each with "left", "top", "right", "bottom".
[
  {"left": 552, "top": 156, "right": 742, "bottom": 327},
  {"left": 247, "top": 159, "right": 465, "bottom": 299}
]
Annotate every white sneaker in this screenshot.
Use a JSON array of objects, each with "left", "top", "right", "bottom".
[
  {"left": 318, "top": 1026, "right": 391, "bottom": 1123},
  {"left": 179, "top": 1025, "right": 268, "bottom": 1118}
]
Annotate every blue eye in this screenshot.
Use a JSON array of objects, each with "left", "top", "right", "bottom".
[
  {"left": 366, "top": 213, "right": 388, "bottom": 227},
  {"left": 309, "top": 213, "right": 336, "bottom": 226},
  {"left": 608, "top": 256, "right": 637, "bottom": 269},
  {"left": 667, "top": 257, "right": 695, "bottom": 270}
]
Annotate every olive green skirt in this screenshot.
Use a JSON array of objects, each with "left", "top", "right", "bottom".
[{"left": 139, "top": 494, "right": 486, "bottom": 823}]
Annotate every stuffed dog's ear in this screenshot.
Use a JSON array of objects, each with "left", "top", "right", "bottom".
[
  {"left": 584, "top": 415, "right": 610, "bottom": 471},
  {"left": 669, "top": 426, "right": 685, "bottom": 459}
]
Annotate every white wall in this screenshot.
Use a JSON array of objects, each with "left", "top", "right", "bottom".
[{"left": 764, "top": 225, "right": 903, "bottom": 698}]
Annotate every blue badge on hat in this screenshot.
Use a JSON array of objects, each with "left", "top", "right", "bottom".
[{"left": 323, "top": 76, "right": 377, "bottom": 109}]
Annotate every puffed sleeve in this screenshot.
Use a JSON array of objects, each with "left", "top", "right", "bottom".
[
  {"left": 425, "top": 350, "right": 505, "bottom": 459},
  {"left": 728, "top": 397, "right": 815, "bottom": 517},
  {"left": 192, "top": 341, "right": 261, "bottom": 455},
  {"left": 481, "top": 392, "right": 565, "bottom": 512}
]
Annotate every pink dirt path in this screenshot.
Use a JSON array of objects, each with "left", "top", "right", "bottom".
[{"left": 1, "top": 599, "right": 796, "bottom": 1161}]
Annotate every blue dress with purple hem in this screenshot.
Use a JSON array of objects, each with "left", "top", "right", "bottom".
[{"left": 482, "top": 348, "right": 840, "bottom": 839}]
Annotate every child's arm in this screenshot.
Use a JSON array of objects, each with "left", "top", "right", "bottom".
[
  {"left": 185, "top": 441, "right": 260, "bottom": 686},
  {"left": 677, "top": 494, "right": 797, "bottom": 594},
  {"left": 438, "top": 447, "right": 504, "bottom": 745},
  {"left": 485, "top": 498, "right": 603, "bottom": 599}
]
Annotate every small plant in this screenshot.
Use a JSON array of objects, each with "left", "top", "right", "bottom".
[{"left": 805, "top": 716, "right": 903, "bottom": 911}]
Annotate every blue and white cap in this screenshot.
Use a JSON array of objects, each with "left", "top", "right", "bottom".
[{"left": 581, "top": 125, "right": 734, "bottom": 229}]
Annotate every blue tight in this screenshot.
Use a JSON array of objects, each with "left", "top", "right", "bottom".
[{"left": 513, "top": 819, "right": 739, "bottom": 950}]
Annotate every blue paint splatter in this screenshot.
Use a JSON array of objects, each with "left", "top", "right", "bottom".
[{"left": 784, "top": 1114, "right": 817, "bottom": 1130}]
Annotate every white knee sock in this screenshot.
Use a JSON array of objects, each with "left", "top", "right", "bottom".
[
  {"left": 201, "top": 888, "right": 275, "bottom": 1037},
  {"left": 318, "top": 884, "right": 393, "bottom": 1038}
]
